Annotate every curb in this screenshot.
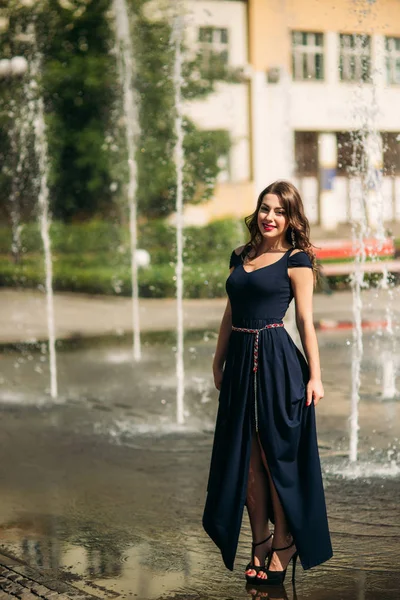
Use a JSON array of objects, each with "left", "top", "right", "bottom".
[{"left": 0, "top": 320, "right": 391, "bottom": 347}]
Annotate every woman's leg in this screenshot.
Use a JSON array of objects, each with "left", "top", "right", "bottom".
[
  {"left": 245, "top": 434, "right": 272, "bottom": 576},
  {"left": 256, "top": 435, "right": 296, "bottom": 579}
]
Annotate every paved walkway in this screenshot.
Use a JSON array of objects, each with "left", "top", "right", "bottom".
[
  {"left": 1, "top": 287, "right": 399, "bottom": 344},
  {"left": 0, "top": 558, "right": 95, "bottom": 599}
]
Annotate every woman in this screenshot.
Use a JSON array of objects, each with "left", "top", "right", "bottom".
[{"left": 202, "top": 180, "right": 332, "bottom": 585}]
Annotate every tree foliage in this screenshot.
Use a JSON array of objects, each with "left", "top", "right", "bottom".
[
  {"left": 0, "top": 0, "right": 238, "bottom": 221},
  {"left": 41, "top": 0, "right": 116, "bottom": 220},
  {"left": 131, "top": 0, "right": 235, "bottom": 217}
]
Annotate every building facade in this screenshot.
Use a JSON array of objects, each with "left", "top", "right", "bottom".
[
  {"left": 182, "top": 0, "right": 254, "bottom": 224},
  {"left": 183, "top": 0, "right": 400, "bottom": 230}
]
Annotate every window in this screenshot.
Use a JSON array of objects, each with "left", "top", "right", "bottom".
[
  {"left": 295, "top": 132, "right": 318, "bottom": 176},
  {"left": 292, "top": 31, "right": 324, "bottom": 81},
  {"left": 339, "top": 34, "right": 371, "bottom": 82},
  {"left": 337, "top": 132, "right": 366, "bottom": 175},
  {"left": 382, "top": 132, "right": 400, "bottom": 175},
  {"left": 198, "top": 27, "right": 229, "bottom": 66},
  {"left": 385, "top": 37, "right": 400, "bottom": 85}
]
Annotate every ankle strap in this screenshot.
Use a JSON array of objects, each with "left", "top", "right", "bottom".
[
  {"left": 271, "top": 540, "right": 295, "bottom": 552},
  {"left": 252, "top": 533, "right": 272, "bottom": 547}
]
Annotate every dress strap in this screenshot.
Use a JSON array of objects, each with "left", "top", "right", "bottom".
[
  {"left": 286, "top": 246, "right": 299, "bottom": 266},
  {"left": 286, "top": 247, "right": 295, "bottom": 258}
]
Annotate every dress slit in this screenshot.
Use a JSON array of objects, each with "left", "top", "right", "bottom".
[{"left": 256, "top": 430, "right": 297, "bottom": 541}]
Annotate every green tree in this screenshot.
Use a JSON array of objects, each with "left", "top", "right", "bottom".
[
  {"left": 0, "top": 0, "right": 116, "bottom": 222},
  {"left": 1, "top": 0, "right": 240, "bottom": 222},
  {"left": 0, "top": 2, "right": 38, "bottom": 225},
  {"left": 120, "top": 0, "right": 237, "bottom": 217},
  {"left": 41, "top": 0, "right": 116, "bottom": 220}
]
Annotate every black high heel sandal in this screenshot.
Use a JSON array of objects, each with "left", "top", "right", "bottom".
[
  {"left": 256, "top": 540, "right": 298, "bottom": 586},
  {"left": 245, "top": 533, "right": 273, "bottom": 584}
]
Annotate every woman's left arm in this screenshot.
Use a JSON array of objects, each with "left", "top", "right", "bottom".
[{"left": 289, "top": 266, "right": 324, "bottom": 407}]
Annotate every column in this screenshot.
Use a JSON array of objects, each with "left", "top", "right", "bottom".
[
  {"left": 372, "top": 34, "right": 385, "bottom": 88},
  {"left": 325, "top": 31, "right": 339, "bottom": 86},
  {"left": 250, "top": 69, "right": 269, "bottom": 195},
  {"left": 318, "top": 132, "right": 338, "bottom": 230}
]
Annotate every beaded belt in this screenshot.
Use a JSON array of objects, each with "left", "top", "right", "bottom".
[
  {"left": 231, "top": 322, "right": 284, "bottom": 373},
  {"left": 231, "top": 322, "right": 284, "bottom": 431}
]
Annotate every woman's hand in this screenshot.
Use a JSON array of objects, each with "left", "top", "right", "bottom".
[
  {"left": 213, "top": 365, "right": 224, "bottom": 391},
  {"left": 306, "top": 378, "right": 324, "bottom": 406}
]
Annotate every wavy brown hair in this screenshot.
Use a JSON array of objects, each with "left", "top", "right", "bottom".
[{"left": 241, "top": 180, "right": 318, "bottom": 280}]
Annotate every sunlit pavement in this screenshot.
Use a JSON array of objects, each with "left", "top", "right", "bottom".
[{"left": 1, "top": 287, "right": 400, "bottom": 344}]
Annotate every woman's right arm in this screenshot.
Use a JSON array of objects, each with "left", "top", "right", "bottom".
[{"left": 212, "top": 283, "right": 233, "bottom": 391}]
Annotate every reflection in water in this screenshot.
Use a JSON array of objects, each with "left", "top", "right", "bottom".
[
  {"left": 2, "top": 517, "right": 123, "bottom": 577},
  {"left": 86, "top": 543, "right": 122, "bottom": 578},
  {"left": 246, "top": 577, "right": 367, "bottom": 600},
  {"left": 22, "top": 538, "right": 44, "bottom": 569},
  {"left": 17, "top": 516, "right": 60, "bottom": 570},
  {"left": 357, "top": 570, "right": 366, "bottom": 600},
  {"left": 0, "top": 470, "right": 398, "bottom": 600},
  {"left": 246, "top": 583, "right": 290, "bottom": 600}
]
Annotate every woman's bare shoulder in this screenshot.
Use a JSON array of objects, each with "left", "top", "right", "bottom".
[{"left": 233, "top": 244, "right": 246, "bottom": 256}]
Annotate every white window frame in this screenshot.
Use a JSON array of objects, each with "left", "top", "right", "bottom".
[
  {"left": 339, "top": 34, "right": 371, "bottom": 82},
  {"left": 385, "top": 37, "right": 400, "bottom": 85},
  {"left": 292, "top": 31, "right": 324, "bottom": 81}
]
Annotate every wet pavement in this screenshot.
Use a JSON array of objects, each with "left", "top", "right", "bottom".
[
  {"left": 0, "top": 320, "right": 400, "bottom": 600},
  {"left": 0, "top": 561, "right": 92, "bottom": 599}
]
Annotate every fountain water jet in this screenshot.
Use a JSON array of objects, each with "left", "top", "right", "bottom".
[
  {"left": 348, "top": 164, "right": 369, "bottom": 463},
  {"left": 4, "top": 17, "right": 58, "bottom": 398},
  {"left": 348, "top": 35, "right": 393, "bottom": 461},
  {"left": 379, "top": 267, "right": 398, "bottom": 400},
  {"left": 29, "top": 48, "right": 58, "bottom": 399},
  {"left": 113, "top": 0, "right": 141, "bottom": 362},
  {"left": 171, "top": 7, "right": 185, "bottom": 426},
  {"left": 381, "top": 351, "right": 397, "bottom": 400},
  {"left": 9, "top": 103, "right": 24, "bottom": 262}
]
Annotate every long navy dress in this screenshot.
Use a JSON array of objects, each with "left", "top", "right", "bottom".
[{"left": 203, "top": 246, "right": 332, "bottom": 571}]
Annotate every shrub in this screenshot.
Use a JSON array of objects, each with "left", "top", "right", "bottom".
[
  {"left": 0, "top": 217, "right": 248, "bottom": 264},
  {"left": 0, "top": 256, "right": 229, "bottom": 298}
]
